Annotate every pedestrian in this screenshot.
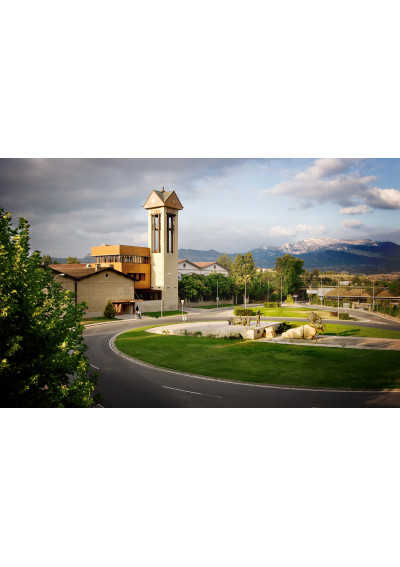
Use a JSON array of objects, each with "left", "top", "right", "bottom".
[
  {"left": 136, "top": 305, "right": 139, "bottom": 319},
  {"left": 138, "top": 309, "right": 142, "bottom": 319},
  {"left": 256, "top": 309, "right": 261, "bottom": 327}
]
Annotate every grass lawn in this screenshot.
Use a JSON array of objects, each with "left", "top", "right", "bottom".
[
  {"left": 143, "top": 310, "right": 188, "bottom": 318},
  {"left": 83, "top": 317, "right": 117, "bottom": 324},
  {"left": 196, "top": 304, "right": 234, "bottom": 309},
  {"left": 255, "top": 307, "right": 338, "bottom": 319},
  {"left": 287, "top": 321, "right": 400, "bottom": 340},
  {"left": 114, "top": 327, "right": 400, "bottom": 390}
]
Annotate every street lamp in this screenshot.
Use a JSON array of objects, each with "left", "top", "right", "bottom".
[
  {"left": 372, "top": 280, "right": 375, "bottom": 311},
  {"left": 216, "top": 275, "right": 220, "bottom": 309},
  {"left": 244, "top": 275, "right": 250, "bottom": 309},
  {"left": 280, "top": 275, "right": 283, "bottom": 305},
  {"left": 181, "top": 299, "right": 184, "bottom": 317}
]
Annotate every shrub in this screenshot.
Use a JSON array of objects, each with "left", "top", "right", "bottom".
[
  {"left": 104, "top": 301, "right": 116, "bottom": 319},
  {"left": 278, "top": 322, "right": 292, "bottom": 333},
  {"left": 263, "top": 302, "right": 280, "bottom": 309},
  {"left": 234, "top": 308, "right": 255, "bottom": 316},
  {"left": 339, "top": 313, "right": 350, "bottom": 320}
]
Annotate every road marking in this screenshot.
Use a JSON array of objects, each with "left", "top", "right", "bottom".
[
  {"left": 90, "top": 364, "right": 100, "bottom": 369},
  {"left": 162, "top": 386, "right": 223, "bottom": 399}
]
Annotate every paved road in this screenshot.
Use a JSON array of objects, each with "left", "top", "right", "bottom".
[{"left": 84, "top": 309, "right": 400, "bottom": 408}]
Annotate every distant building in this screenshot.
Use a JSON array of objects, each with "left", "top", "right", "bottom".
[{"left": 178, "top": 260, "right": 229, "bottom": 278}]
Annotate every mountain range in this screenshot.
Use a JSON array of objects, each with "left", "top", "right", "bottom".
[{"left": 178, "top": 238, "right": 400, "bottom": 274}]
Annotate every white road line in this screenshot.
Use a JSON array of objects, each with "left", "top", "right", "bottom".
[
  {"left": 90, "top": 364, "right": 100, "bottom": 369},
  {"left": 162, "top": 386, "right": 223, "bottom": 399}
]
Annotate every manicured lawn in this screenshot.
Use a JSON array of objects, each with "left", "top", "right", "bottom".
[
  {"left": 143, "top": 310, "right": 188, "bottom": 317},
  {"left": 256, "top": 307, "right": 338, "bottom": 319},
  {"left": 114, "top": 327, "right": 400, "bottom": 390},
  {"left": 287, "top": 322, "right": 400, "bottom": 340},
  {"left": 196, "top": 304, "right": 234, "bottom": 309},
  {"left": 83, "top": 317, "right": 117, "bottom": 324}
]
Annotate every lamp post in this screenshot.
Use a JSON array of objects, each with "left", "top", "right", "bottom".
[
  {"left": 280, "top": 275, "right": 283, "bottom": 306},
  {"left": 216, "top": 276, "right": 220, "bottom": 310},
  {"left": 372, "top": 280, "right": 375, "bottom": 312},
  {"left": 337, "top": 280, "right": 340, "bottom": 320},
  {"left": 244, "top": 275, "right": 250, "bottom": 309},
  {"left": 181, "top": 299, "right": 184, "bottom": 317}
]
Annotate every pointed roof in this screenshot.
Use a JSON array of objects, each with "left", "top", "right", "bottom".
[{"left": 143, "top": 188, "right": 183, "bottom": 210}]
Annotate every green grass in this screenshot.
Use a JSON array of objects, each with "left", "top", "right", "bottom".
[
  {"left": 286, "top": 321, "right": 400, "bottom": 339},
  {"left": 253, "top": 307, "right": 337, "bottom": 319},
  {"left": 115, "top": 327, "right": 400, "bottom": 390},
  {"left": 196, "top": 304, "right": 234, "bottom": 309},
  {"left": 142, "top": 310, "right": 188, "bottom": 318},
  {"left": 83, "top": 317, "right": 117, "bottom": 324}
]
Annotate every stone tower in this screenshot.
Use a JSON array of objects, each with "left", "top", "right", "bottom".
[{"left": 143, "top": 188, "right": 183, "bottom": 311}]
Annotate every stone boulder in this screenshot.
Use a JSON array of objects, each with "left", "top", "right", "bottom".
[{"left": 281, "top": 324, "right": 317, "bottom": 340}]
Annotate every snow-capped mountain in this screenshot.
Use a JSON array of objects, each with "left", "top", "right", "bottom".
[
  {"left": 179, "top": 238, "right": 400, "bottom": 274},
  {"left": 278, "top": 238, "right": 378, "bottom": 255}
]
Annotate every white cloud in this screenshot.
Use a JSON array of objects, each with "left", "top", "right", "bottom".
[
  {"left": 340, "top": 204, "right": 372, "bottom": 215},
  {"left": 269, "top": 223, "right": 328, "bottom": 238},
  {"left": 365, "top": 187, "right": 400, "bottom": 209},
  {"left": 341, "top": 219, "right": 364, "bottom": 229},
  {"left": 263, "top": 158, "right": 400, "bottom": 211}
]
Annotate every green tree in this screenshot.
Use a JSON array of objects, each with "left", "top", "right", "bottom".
[
  {"left": 216, "top": 253, "right": 233, "bottom": 274},
  {"left": 104, "top": 301, "right": 116, "bottom": 319},
  {"left": 67, "top": 256, "right": 79, "bottom": 264},
  {"left": 388, "top": 279, "right": 400, "bottom": 296},
  {"left": 0, "top": 210, "right": 98, "bottom": 407},
  {"left": 41, "top": 253, "right": 52, "bottom": 266},
  {"left": 274, "top": 254, "right": 304, "bottom": 299}
]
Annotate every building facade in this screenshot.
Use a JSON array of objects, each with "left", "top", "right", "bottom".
[{"left": 178, "top": 260, "right": 229, "bottom": 278}]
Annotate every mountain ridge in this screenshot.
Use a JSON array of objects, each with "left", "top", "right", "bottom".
[{"left": 178, "top": 238, "right": 400, "bottom": 274}]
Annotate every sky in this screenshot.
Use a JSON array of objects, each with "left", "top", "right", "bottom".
[{"left": 1, "top": 158, "right": 400, "bottom": 258}]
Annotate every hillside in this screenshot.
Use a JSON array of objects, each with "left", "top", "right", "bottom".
[{"left": 178, "top": 238, "right": 400, "bottom": 274}]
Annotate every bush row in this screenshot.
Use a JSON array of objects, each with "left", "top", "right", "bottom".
[
  {"left": 263, "top": 302, "right": 280, "bottom": 309},
  {"left": 233, "top": 308, "right": 255, "bottom": 316}
]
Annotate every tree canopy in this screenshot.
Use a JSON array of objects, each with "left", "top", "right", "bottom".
[
  {"left": 0, "top": 210, "right": 98, "bottom": 407},
  {"left": 274, "top": 254, "right": 304, "bottom": 298}
]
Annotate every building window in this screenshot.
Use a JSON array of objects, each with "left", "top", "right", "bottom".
[
  {"left": 152, "top": 214, "right": 161, "bottom": 253},
  {"left": 167, "top": 213, "right": 175, "bottom": 253}
]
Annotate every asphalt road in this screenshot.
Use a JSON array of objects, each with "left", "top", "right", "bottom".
[{"left": 84, "top": 308, "right": 400, "bottom": 408}]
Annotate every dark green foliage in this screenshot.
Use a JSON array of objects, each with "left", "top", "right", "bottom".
[
  {"left": 263, "top": 302, "right": 280, "bottom": 309},
  {"left": 0, "top": 209, "right": 98, "bottom": 407},
  {"left": 233, "top": 308, "right": 255, "bottom": 316},
  {"left": 178, "top": 273, "right": 235, "bottom": 302},
  {"left": 104, "top": 301, "right": 116, "bottom": 319},
  {"left": 274, "top": 254, "right": 304, "bottom": 299}
]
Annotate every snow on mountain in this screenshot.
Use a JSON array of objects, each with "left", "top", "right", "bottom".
[{"left": 278, "top": 238, "right": 377, "bottom": 255}]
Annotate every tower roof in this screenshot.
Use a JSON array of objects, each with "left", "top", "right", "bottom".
[{"left": 143, "top": 188, "right": 183, "bottom": 210}]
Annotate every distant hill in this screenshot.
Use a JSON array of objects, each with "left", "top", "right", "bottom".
[{"left": 179, "top": 238, "right": 400, "bottom": 274}]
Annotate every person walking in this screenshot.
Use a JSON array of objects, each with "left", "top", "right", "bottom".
[{"left": 135, "top": 305, "right": 139, "bottom": 319}]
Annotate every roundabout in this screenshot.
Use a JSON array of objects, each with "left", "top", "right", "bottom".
[{"left": 84, "top": 309, "right": 400, "bottom": 407}]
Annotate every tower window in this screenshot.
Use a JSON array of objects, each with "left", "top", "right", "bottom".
[
  {"left": 152, "top": 214, "right": 161, "bottom": 253},
  {"left": 167, "top": 213, "right": 175, "bottom": 253}
]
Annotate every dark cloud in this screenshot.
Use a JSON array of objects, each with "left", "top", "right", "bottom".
[{"left": 0, "top": 158, "right": 254, "bottom": 255}]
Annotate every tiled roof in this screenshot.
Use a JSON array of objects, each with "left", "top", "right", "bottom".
[{"left": 49, "top": 266, "right": 133, "bottom": 281}]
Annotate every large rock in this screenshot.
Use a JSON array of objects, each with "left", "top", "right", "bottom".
[{"left": 281, "top": 324, "right": 317, "bottom": 340}]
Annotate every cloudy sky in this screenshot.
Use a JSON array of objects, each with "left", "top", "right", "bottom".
[{"left": 1, "top": 158, "right": 400, "bottom": 258}]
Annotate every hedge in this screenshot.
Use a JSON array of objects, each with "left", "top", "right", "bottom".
[
  {"left": 263, "top": 302, "right": 280, "bottom": 309},
  {"left": 233, "top": 308, "right": 255, "bottom": 316}
]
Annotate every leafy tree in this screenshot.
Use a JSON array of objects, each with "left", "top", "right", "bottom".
[
  {"left": 104, "top": 301, "right": 116, "bottom": 319},
  {"left": 67, "top": 256, "right": 79, "bottom": 264},
  {"left": 0, "top": 210, "right": 98, "bottom": 407},
  {"left": 388, "top": 279, "right": 400, "bottom": 296},
  {"left": 274, "top": 254, "right": 304, "bottom": 299},
  {"left": 42, "top": 253, "right": 52, "bottom": 266},
  {"left": 285, "top": 294, "right": 294, "bottom": 305},
  {"left": 216, "top": 253, "right": 233, "bottom": 274}
]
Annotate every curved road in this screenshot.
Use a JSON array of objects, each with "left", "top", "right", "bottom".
[{"left": 84, "top": 309, "right": 400, "bottom": 408}]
